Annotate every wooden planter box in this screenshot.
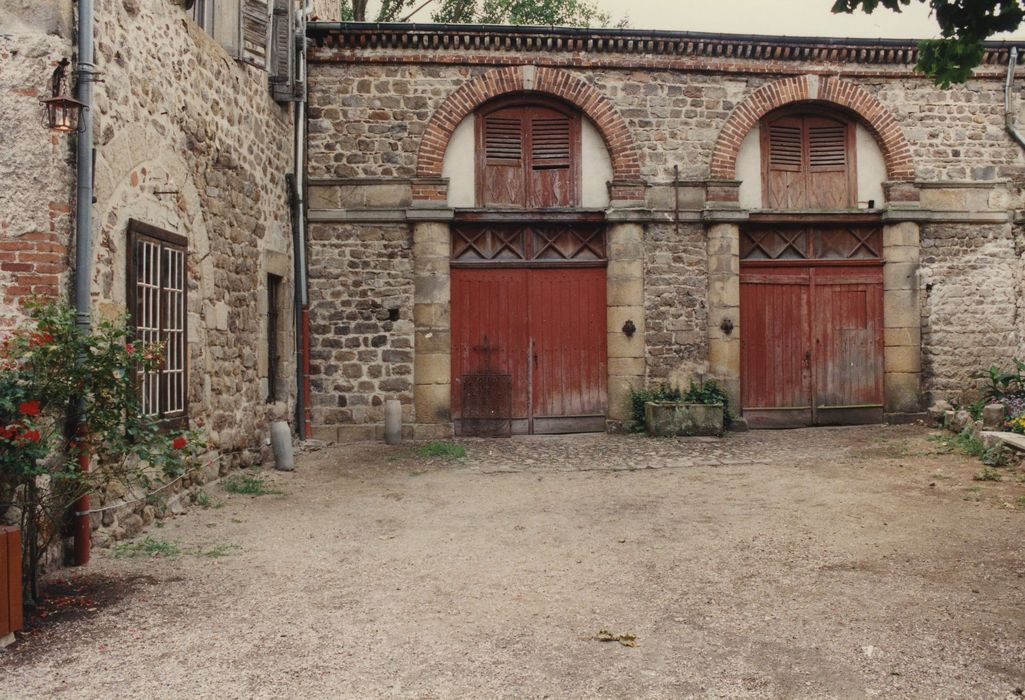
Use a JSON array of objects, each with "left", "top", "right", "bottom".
[
  {"left": 0, "top": 526, "right": 23, "bottom": 647},
  {"left": 645, "top": 401, "right": 724, "bottom": 437}
]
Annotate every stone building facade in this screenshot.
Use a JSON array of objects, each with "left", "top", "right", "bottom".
[
  {"left": 1, "top": 0, "right": 299, "bottom": 539},
  {"left": 303, "top": 24, "right": 1025, "bottom": 439}
]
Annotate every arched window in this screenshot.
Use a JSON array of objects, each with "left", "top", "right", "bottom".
[
  {"left": 475, "top": 98, "right": 581, "bottom": 208},
  {"left": 761, "top": 109, "right": 857, "bottom": 209}
]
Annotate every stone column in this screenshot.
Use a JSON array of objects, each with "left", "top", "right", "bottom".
[
  {"left": 411, "top": 216, "right": 454, "bottom": 439},
  {"left": 882, "top": 220, "right": 922, "bottom": 416},
  {"left": 705, "top": 222, "right": 742, "bottom": 410},
  {"left": 606, "top": 221, "right": 646, "bottom": 425}
]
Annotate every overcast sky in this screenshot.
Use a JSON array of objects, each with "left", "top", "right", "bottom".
[{"left": 592, "top": 1, "right": 1024, "bottom": 40}]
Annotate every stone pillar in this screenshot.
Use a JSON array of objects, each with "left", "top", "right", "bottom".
[
  {"left": 882, "top": 220, "right": 922, "bottom": 415},
  {"left": 411, "top": 218, "right": 454, "bottom": 438},
  {"left": 606, "top": 222, "right": 646, "bottom": 425},
  {"left": 706, "top": 222, "right": 741, "bottom": 410}
]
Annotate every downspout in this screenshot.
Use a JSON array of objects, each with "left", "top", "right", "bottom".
[
  {"left": 73, "top": 0, "right": 96, "bottom": 566},
  {"left": 292, "top": 1, "right": 311, "bottom": 439},
  {"left": 1005, "top": 47, "right": 1025, "bottom": 151}
]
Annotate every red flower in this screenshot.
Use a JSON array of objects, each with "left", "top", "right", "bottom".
[
  {"left": 16, "top": 429, "right": 40, "bottom": 443},
  {"left": 29, "top": 331, "right": 53, "bottom": 347},
  {"left": 18, "top": 400, "right": 41, "bottom": 417},
  {"left": 0, "top": 425, "right": 16, "bottom": 440},
  {"left": 171, "top": 435, "right": 187, "bottom": 450},
  {"left": 125, "top": 343, "right": 135, "bottom": 353}
]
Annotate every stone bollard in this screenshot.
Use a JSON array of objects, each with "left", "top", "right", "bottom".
[
  {"left": 982, "top": 403, "right": 1006, "bottom": 431},
  {"left": 270, "top": 420, "right": 294, "bottom": 471},
  {"left": 384, "top": 399, "right": 402, "bottom": 445},
  {"left": 927, "top": 399, "right": 951, "bottom": 427}
]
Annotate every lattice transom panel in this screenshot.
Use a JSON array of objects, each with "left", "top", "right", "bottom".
[
  {"left": 741, "top": 226, "right": 882, "bottom": 261},
  {"left": 452, "top": 223, "right": 606, "bottom": 263}
]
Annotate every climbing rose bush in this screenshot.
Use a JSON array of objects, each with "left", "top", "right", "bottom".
[{"left": 0, "top": 300, "right": 201, "bottom": 603}]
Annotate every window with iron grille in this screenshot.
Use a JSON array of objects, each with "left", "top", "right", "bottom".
[
  {"left": 266, "top": 274, "right": 282, "bottom": 403},
  {"left": 127, "top": 221, "right": 188, "bottom": 427}
]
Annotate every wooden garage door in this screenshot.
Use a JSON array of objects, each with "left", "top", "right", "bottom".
[
  {"left": 450, "top": 222, "right": 607, "bottom": 435},
  {"left": 740, "top": 224, "right": 884, "bottom": 428}
]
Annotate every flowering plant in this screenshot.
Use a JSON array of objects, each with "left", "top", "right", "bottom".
[{"left": 1, "top": 300, "right": 201, "bottom": 603}]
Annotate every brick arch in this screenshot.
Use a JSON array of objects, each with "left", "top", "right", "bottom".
[
  {"left": 415, "top": 66, "right": 640, "bottom": 183},
  {"left": 709, "top": 75, "right": 915, "bottom": 181}
]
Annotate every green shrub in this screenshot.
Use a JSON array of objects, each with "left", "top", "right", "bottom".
[
  {"left": 415, "top": 441, "right": 466, "bottom": 460},
  {"left": 629, "top": 380, "right": 734, "bottom": 431}
]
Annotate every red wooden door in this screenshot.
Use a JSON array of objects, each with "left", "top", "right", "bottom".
[
  {"left": 529, "top": 268, "right": 608, "bottom": 434},
  {"left": 451, "top": 267, "right": 607, "bottom": 435},
  {"left": 741, "top": 262, "right": 883, "bottom": 428}
]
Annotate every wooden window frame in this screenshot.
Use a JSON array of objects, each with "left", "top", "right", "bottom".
[
  {"left": 759, "top": 105, "right": 859, "bottom": 209},
  {"left": 127, "top": 220, "right": 189, "bottom": 430},
  {"left": 474, "top": 95, "right": 583, "bottom": 209},
  {"left": 266, "top": 273, "right": 283, "bottom": 403}
]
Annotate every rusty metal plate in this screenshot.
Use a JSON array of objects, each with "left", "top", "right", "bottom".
[{"left": 460, "top": 374, "right": 513, "bottom": 437}]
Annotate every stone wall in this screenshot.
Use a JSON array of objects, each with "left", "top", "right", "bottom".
[
  {"left": 306, "top": 26, "right": 1025, "bottom": 432},
  {"left": 920, "top": 221, "right": 1021, "bottom": 401},
  {"left": 0, "top": 2, "right": 75, "bottom": 328},
  {"left": 306, "top": 221, "right": 414, "bottom": 442},
  {"left": 88, "top": 0, "right": 296, "bottom": 469},
  {"left": 1, "top": 1, "right": 299, "bottom": 544}
]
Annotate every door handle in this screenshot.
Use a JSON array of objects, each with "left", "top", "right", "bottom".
[{"left": 804, "top": 350, "right": 811, "bottom": 367}]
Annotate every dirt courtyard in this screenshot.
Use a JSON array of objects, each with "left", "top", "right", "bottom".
[{"left": 2, "top": 425, "right": 1024, "bottom": 698}]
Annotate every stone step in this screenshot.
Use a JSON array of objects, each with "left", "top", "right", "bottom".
[{"left": 981, "top": 431, "right": 1025, "bottom": 452}]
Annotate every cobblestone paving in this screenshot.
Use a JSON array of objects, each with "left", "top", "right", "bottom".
[{"left": 455, "top": 425, "right": 874, "bottom": 474}]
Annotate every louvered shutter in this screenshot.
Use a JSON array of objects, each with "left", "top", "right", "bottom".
[
  {"left": 239, "top": 0, "right": 270, "bottom": 69},
  {"left": 268, "top": 0, "right": 297, "bottom": 102},
  {"left": 762, "top": 114, "right": 854, "bottom": 209},
  {"left": 528, "top": 110, "right": 576, "bottom": 207},
  {"left": 479, "top": 111, "right": 526, "bottom": 206}
]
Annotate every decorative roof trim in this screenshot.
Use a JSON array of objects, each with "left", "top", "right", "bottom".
[{"left": 308, "top": 22, "right": 1023, "bottom": 66}]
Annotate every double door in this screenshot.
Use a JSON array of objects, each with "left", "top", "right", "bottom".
[
  {"left": 740, "top": 262, "right": 884, "bottom": 428},
  {"left": 451, "top": 266, "right": 607, "bottom": 435}
]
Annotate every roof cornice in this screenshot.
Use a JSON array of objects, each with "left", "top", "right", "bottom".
[{"left": 307, "top": 22, "right": 1024, "bottom": 66}]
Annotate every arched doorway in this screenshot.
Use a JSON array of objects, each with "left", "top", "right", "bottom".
[
  {"left": 448, "top": 97, "right": 610, "bottom": 435},
  {"left": 739, "top": 106, "right": 885, "bottom": 428}
]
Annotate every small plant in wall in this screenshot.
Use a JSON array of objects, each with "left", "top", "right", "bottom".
[{"left": 0, "top": 300, "right": 202, "bottom": 604}]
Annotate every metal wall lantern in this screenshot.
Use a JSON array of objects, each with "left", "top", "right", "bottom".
[{"left": 41, "top": 59, "right": 86, "bottom": 133}]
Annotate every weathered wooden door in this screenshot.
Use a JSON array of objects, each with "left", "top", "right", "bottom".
[
  {"left": 740, "top": 224, "right": 884, "bottom": 428},
  {"left": 451, "top": 266, "right": 607, "bottom": 435},
  {"left": 450, "top": 221, "right": 608, "bottom": 436}
]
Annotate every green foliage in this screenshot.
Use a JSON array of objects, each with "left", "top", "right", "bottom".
[
  {"left": 974, "top": 360, "right": 1025, "bottom": 400},
  {"left": 966, "top": 399, "right": 986, "bottom": 422},
  {"left": 973, "top": 466, "right": 1003, "bottom": 481},
  {"left": 0, "top": 300, "right": 202, "bottom": 602},
  {"left": 629, "top": 379, "right": 733, "bottom": 431},
  {"left": 338, "top": 0, "right": 621, "bottom": 26},
  {"left": 221, "top": 473, "right": 283, "bottom": 496},
  {"left": 629, "top": 384, "right": 681, "bottom": 431},
  {"left": 113, "top": 537, "right": 182, "bottom": 559},
  {"left": 415, "top": 441, "right": 467, "bottom": 460},
  {"left": 832, "top": 0, "right": 1025, "bottom": 87},
  {"left": 194, "top": 543, "right": 241, "bottom": 558}
]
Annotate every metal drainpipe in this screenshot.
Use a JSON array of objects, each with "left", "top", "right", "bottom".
[
  {"left": 292, "top": 2, "right": 311, "bottom": 439},
  {"left": 1006, "top": 47, "right": 1025, "bottom": 151},
  {"left": 73, "top": 0, "right": 96, "bottom": 566}
]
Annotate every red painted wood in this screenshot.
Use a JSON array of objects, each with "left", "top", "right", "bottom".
[
  {"left": 451, "top": 268, "right": 531, "bottom": 426},
  {"left": 0, "top": 526, "right": 22, "bottom": 637},
  {"left": 451, "top": 266, "right": 606, "bottom": 434},
  {"left": 528, "top": 268, "right": 607, "bottom": 426},
  {"left": 741, "top": 261, "right": 882, "bottom": 427}
]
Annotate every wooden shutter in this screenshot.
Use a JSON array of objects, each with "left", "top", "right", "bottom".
[
  {"left": 479, "top": 110, "right": 526, "bottom": 206},
  {"left": 762, "top": 113, "right": 855, "bottom": 209},
  {"left": 240, "top": 0, "right": 270, "bottom": 69},
  {"left": 528, "top": 110, "right": 575, "bottom": 207},
  {"left": 476, "top": 102, "right": 580, "bottom": 208},
  {"left": 269, "top": 0, "right": 298, "bottom": 102}
]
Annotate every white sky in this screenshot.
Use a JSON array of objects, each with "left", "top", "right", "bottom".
[
  {"left": 398, "top": 0, "right": 1025, "bottom": 41},
  {"left": 592, "top": 0, "right": 1024, "bottom": 40}
]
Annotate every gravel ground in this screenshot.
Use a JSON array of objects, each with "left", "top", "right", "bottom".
[{"left": 2, "top": 425, "right": 1024, "bottom": 699}]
